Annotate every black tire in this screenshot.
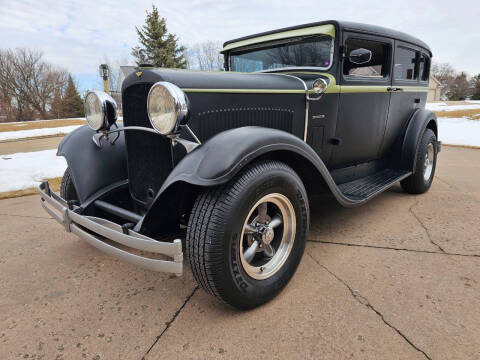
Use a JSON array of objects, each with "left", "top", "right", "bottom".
[
  {"left": 186, "top": 160, "right": 309, "bottom": 309},
  {"left": 401, "top": 129, "right": 437, "bottom": 194},
  {"left": 60, "top": 167, "right": 79, "bottom": 201}
]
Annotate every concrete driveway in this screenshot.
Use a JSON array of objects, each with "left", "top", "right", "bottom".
[{"left": 1, "top": 146, "right": 479, "bottom": 359}]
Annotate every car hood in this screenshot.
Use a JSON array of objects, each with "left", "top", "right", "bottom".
[{"left": 122, "top": 68, "right": 306, "bottom": 94}]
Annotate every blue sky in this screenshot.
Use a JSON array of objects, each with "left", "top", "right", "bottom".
[{"left": 1, "top": 0, "right": 479, "bottom": 93}]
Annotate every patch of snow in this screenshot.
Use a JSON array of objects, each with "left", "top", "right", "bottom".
[
  {"left": 0, "top": 149, "right": 67, "bottom": 192},
  {"left": 0, "top": 125, "right": 82, "bottom": 141},
  {"left": 426, "top": 102, "right": 480, "bottom": 112},
  {"left": 438, "top": 117, "right": 480, "bottom": 147}
]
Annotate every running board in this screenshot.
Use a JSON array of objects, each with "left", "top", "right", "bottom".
[{"left": 337, "top": 169, "right": 411, "bottom": 202}]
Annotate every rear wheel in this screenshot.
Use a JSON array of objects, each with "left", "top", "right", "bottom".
[
  {"left": 186, "top": 160, "right": 309, "bottom": 309},
  {"left": 401, "top": 128, "right": 437, "bottom": 194},
  {"left": 60, "top": 167, "right": 78, "bottom": 201}
]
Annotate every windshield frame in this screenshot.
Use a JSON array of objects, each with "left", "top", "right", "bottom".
[{"left": 228, "top": 35, "right": 335, "bottom": 73}]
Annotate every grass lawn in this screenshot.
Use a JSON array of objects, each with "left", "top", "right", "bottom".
[
  {"left": 0, "top": 119, "right": 86, "bottom": 133},
  {"left": 433, "top": 109, "right": 480, "bottom": 120}
]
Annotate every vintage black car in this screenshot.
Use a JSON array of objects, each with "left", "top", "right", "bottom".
[{"left": 40, "top": 20, "right": 440, "bottom": 309}]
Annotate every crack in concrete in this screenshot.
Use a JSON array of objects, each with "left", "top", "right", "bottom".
[
  {"left": 141, "top": 286, "right": 199, "bottom": 360},
  {"left": 306, "top": 251, "right": 432, "bottom": 360},
  {"left": 307, "top": 239, "right": 480, "bottom": 258},
  {"left": 0, "top": 212, "right": 52, "bottom": 220},
  {"left": 435, "top": 176, "right": 454, "bottom": 189},
  {"left": 409, "top": 198, "right": 446, "bottom": 253}
]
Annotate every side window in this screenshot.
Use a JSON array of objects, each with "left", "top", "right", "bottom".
[
  {"left": 343, "top": 38, "right": 389, "bottom": 78},
  {"left": 418, "top": 53, "right": 430, "bottom": 82},
  {"left": 394, "top": 47, "right": 417, "bottom": 81}
]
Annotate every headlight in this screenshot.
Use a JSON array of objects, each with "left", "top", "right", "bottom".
[
  {"left": 147, "top": 82, "right": 188, "bottom": 135},
  {"left": 84, "top": 91, "right": 118, "bottom": 131}
]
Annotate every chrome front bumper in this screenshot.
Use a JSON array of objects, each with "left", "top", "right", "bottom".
[{"left": 38, "top": 181, "right": 183, "bottom": 276}]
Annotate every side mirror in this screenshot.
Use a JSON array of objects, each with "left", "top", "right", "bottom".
[{"left": 349, "top": 48, "right": 372, "bottom": 65}]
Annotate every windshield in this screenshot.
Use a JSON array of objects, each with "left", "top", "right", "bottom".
[{"left": 229, "top": 36, "right": 333, "bottom": 72}]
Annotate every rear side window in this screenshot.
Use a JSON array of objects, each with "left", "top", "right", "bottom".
[
  {"left": 343, "top": 38, "right": 389, "bottom": 78},
  {"left": 394, "top": 47, "right": 417, "bottom": 81},
  {"left": 418, "top": 53, "right": 430, "bottom": 82}
]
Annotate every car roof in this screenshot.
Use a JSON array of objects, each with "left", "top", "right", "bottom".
[{"left": 223, "top": 20, "right": 432, "bottom": 56}]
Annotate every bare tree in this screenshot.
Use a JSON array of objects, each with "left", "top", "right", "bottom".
[
  {"left": 431, "top": 62, "right": 456, "bottom": 99},
  {"left": 0, "top": 48, "right": 67, "bottom": 121},
  {"left": 187, "top": 41, "right": 224, "bottom": 71}
]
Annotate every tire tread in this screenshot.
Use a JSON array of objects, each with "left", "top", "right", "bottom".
[{"left": 186, "top": 160, "right": 304, "bottom": 306}]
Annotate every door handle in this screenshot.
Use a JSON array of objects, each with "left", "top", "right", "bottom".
[{"left": 387, "top": 87, "right": 404, "bottom": 92}]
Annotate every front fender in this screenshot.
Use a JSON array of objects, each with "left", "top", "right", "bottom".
[
  {"left": 57, "top": 125, "right": 128, "bottom": 203},
  {"left": 161, "top": 126, "right": 324, "bottom": 189},
  {"left": 139, "top": 126, "right": 357, "bottom": 234}
]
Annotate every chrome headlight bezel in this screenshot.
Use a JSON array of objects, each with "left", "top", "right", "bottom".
[
  {"left": 147, "top": 81, "right": 189, "bottom": 135},
  {"left": 84, "top": 91, "right": 118, "bottom": 131},
  {"left": 312, "top": 78, "right": 329, "bottom": 95}
]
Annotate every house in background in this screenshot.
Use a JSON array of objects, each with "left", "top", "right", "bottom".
[{"left": 427, "top": 75, "right": 442, "bottom": 102}]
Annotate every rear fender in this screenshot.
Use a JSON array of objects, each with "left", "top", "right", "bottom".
[
  {"left": 57, "top": 125, "right": 128, "bottom": 203},
  {"left": 399, "top": 109, "right": 438, "bottom": 172}
]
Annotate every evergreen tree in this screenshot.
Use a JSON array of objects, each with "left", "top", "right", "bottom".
[
  {"left": 62, "top": 75, "right": 84, "bottom": 118},
  {"left": 448, "top": 72, "right": 470, "bottom": 100},
  {"left": 132, "top": 5, "right": 186, "bottom": 68},
  {"left": 471, "top": 74, "right": 480, "bottom": 100}
]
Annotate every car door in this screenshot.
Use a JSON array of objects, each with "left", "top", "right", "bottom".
[
  {"left": 329, "top": 33, "right": 393, "bottom": 168},
  {"left": 379, "top": 42, "right": 430, "bottom": 156}
]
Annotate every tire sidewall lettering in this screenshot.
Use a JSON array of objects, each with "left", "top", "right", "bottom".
[{"left": 226, "top": 169, "right": 306, "bottom": 297}]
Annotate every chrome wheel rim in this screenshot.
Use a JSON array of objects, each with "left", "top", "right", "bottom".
[
  {"left": 423, "top": 143, "right": 434, "bottom": 182},
  {"left": 239, "top": 193, "right": 296, "bottom": 280}
]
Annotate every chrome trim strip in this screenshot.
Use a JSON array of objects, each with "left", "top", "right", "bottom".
[
  {"left": 38, "top": 182, "right": 183, "bottom": 276},
  {"left": 175, "top": 138, "right": 200, "bottom": 153},
  {"left": 281, "top": 74, "right": 310, "bottom": 142},
  {"left": 184, "top": 125, "right": 201, "bottom": 144}
]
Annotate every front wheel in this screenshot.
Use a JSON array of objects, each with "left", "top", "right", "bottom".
[
  {"left": 186, "top": 160, "right": 309, "bottom": 309},
  {"left": 401, "top": 128, "right": 437, "bottom": 194}
]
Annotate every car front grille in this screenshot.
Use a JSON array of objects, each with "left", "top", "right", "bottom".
[{"left": 122, "top": 84, "right": 173, "bottom": 206}]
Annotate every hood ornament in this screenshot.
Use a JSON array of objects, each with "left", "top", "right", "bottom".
[{"left": 136, "top": 71, "right": 143, "bottom": 77}]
